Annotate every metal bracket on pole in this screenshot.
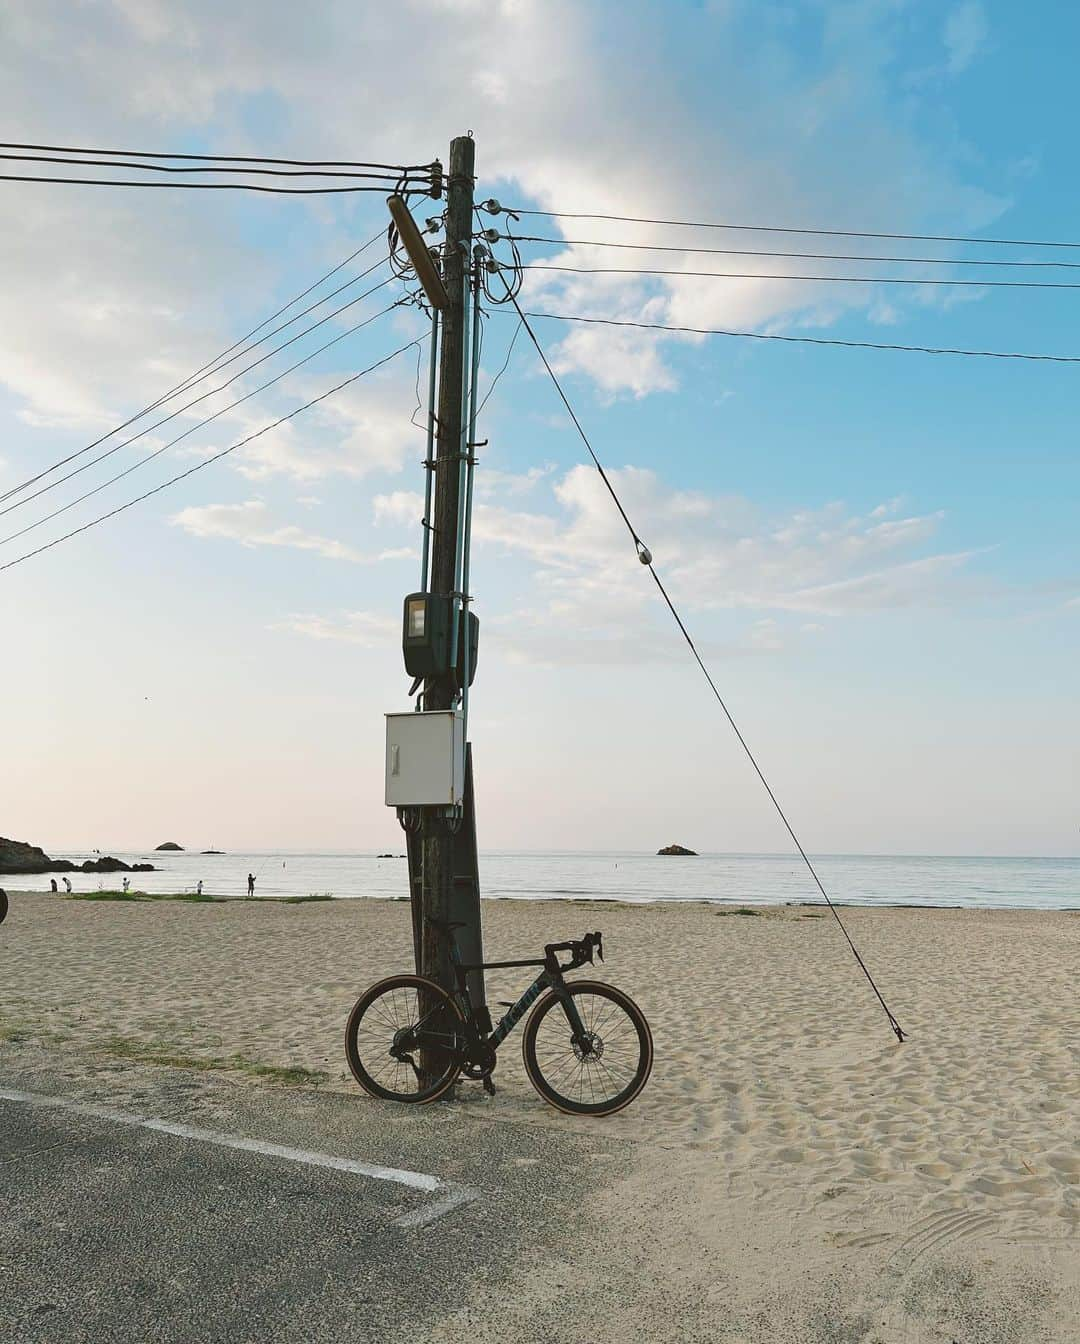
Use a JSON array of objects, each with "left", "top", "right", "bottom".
[
  {"left": 419, "top": 310, "right": 440, "bottom": 594},
  {"left": 460, "top": 247, "right": 484, "bottom": 739},
  {"left": 448, "top": 251, "right": 473, "bottom": 682}
]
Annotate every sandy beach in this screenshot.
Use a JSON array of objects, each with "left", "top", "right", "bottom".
[{"left": 3, "top": 890, "right": 1078, "bottom": 1340}]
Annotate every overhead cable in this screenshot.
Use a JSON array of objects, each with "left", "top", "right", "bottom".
[
  {"left": 0, "top": 152, "right": 422, "bottom": 181},
  {"left": 0, "top": 337, "right": 425, "bottom": 575},
  {"left": 0, "top": 140, "right": 437, "bottom": 171},
  {"left": 514, "top": 235, "right": 1080, "bottom": 271},
  {"left": 0, "top": 229, "right": 387, "bottom": 507},
  {"left": 0, "top": 174, "right": 427, "bottom": 195},
  {"left": 0, "top": 287, "right": 407, "bottom": 543},
  {"left": 500, "top": 206, "right": 1080, "bottom": 251},
  {"left": 512, "top": 310, "right": 1080, "bottom": 364},
  {"left": 477, "top": 316, "right": 524, "bottom": 415},
  {"left": 499, "top": 283, "right": 907, "bottom": 1041},
  {"left": 0, "top": 257, "right": 397, "bottom": 516},
  {"left": 520, "top": 262, "right": 1080, "bottom": 291}
]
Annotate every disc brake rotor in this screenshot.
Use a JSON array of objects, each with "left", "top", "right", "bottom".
[{"left": 572, "top": 1031, "right": 604, "bottom": 1062}]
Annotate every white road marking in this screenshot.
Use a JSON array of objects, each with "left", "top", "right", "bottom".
[
  {"left": 0, "top": 1087, "right": 480, "bottom": 1226},
  {"left": 393, "top": 1182, "right": 480, "bottom": 1229}
]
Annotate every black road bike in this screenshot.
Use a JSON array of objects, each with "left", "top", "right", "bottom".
[{"left": 345, "top": 921, "right": 652, "bottom": 1116}]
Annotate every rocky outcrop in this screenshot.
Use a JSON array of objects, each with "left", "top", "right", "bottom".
[
  {"left": 0, "top": 838, "right": 53, "bottom": 874},
  {"left": 0, "top": 837, "right": 156, "bottom": 875},
  {"left": 657, "top": 843, "right": 698, "bottom": 856},
  {"left": 155, "top": 841, "right": 184, "bottom": 851}
]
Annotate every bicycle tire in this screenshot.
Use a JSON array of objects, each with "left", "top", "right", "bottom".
[
  {"left": 522, "top": 980, "right": 653, "bottom": 1116},
  {"left": 345, "top": 974, "right": 464, "bottom": 1104}
]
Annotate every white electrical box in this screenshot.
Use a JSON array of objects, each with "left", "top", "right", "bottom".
[{"left": 385, "top": 710, "right": 465, "bottom": 807}]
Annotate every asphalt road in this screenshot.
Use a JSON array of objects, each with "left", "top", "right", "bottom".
[{"left": 0, "top": 1046, "right": 626, "bottom": 1344}]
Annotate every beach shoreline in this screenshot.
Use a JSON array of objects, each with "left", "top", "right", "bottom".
[{"left": 3, "top": 891, "right": 1078, "bottom": 1339}]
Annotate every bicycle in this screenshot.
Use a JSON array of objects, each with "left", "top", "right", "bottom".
[{"left": 345, "top": 920, "right": 653, "bottom": 1116}]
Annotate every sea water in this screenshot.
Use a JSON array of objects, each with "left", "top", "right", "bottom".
[{"left": 12, "top": 850, "right": 1080, "bottom": 910}]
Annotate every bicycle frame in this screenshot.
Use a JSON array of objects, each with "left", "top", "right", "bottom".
[{"left": 450, "top": 949, "right": 589, "bottom": 1050}]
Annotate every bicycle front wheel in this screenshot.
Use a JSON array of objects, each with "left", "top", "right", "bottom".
[
  {"left": 345, "top": 975, "right": 464, "bottom": 1104},
  {"left": 523, "top": 980, "right": 653, "bottom": 1116}
]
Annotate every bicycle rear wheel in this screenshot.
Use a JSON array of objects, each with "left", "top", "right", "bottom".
[
  {"left": 345, "top": 974, "right": 464, "bottom": 1103},
  {"left": 523, "top": 980, "right": 653, "bottom": 1116}
]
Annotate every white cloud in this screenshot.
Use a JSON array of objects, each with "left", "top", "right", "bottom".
[
  {"left": 365, "top": 462, "right": 986, "bottom": 664},
  {"left": 272, "top": 611, "right": 398, "bottom": 645},
  {"left": 944, "top": 2, "right": 988, "bottom": 75},
  {"left": 170, "top": 500, "right": 367, "bottom": 561},
  {"left": 374, "top": 490, "right": 424, "bottom": 527},
  {"left": 0, "top": 0, "right": 1009, "bottom": 434}
]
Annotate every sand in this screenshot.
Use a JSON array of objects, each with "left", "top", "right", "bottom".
[{"left": 3, "top": 891, "right": 1079, "bottom": 1340}]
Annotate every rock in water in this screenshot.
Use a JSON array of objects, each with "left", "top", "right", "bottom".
[
  {"left": 0, "top": 837, "right": 53, "bottom": 874},
  {"left": 0, "top": 837, "right": 156, "bottom": 874},
  {"left": 155, "top": 841, "right": 184, "bottom": 851},
  {"left": 657, "top": 843, "right": 698, "bottom": 856}
]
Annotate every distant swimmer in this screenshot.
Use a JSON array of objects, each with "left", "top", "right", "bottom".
[
  {"left": 62, "top": 876, "right": 72, "bottom": 893},
  {"left": 247, "top": 873, "right": 255, "bottom": 898}
]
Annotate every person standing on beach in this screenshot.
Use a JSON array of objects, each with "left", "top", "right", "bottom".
[
  {"left": 62, "top": 876, "right": 72, "bottom": 893},
  {"left": 197, "top": 880, "right": 203, "bottom": 896},
  {"left": 247, "top": 873, "right": 255, "bottom": 898},
  {"left": 50, "top": 879, "right": 58, "bottom": 893},
  {"left": 122, "top": 876, "right": 130, "bottom": 894}
]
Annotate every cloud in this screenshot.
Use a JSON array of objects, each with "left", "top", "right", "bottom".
[
  {"left": 0, "top": 0, "right": 1009, "bottom": 434},
  {"left": 364, "top": 462, "right": 986, "bottom": 664},
  {"left": 944, "top": 2, "right": 988, "bottom": 75},
  {"left": 170, "top": 500, "right": 368, "bottom": 561},
  {"left": 272, "top": 611, "right": 398, "bottom": 645}
]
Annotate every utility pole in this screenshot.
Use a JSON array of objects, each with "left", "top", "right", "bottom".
[{"left": 416, "top": 136, "right": 484, "bottom": 1006}]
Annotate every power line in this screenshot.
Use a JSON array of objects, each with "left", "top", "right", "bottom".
[
  {"left": 0, "top": 174, "right": 428, "bottom": 195},
  {"left": 0, "top": 337, "right": 425, "bottom": 575},
  {"left": 498, "top": 283, "right": 906, "bottom": 1043},
  {"left": 510, "top": 310, "right": 1080, "bottom": 364},
  {"left": 0, "top": 288, "right": 408, "bottom": 544},
  {"left": 520, "top": 262, "right": 1080, "bottom": 291},
  {"left": 514, "top": 234, "right": 1080, "bottom": 271},
  {"left": 0, "top": 141, "right": 437, "bottom": 171},
  {"left": 0, "top": 256, "right": 397, "bottom": 516},
  {"left": 501, "top": 206, "right": 1080, "bottom": 251},
  {"left": 0, "top": 229, "right": 388, "bottom": 507},
  {"left": 0, "top": 152, "right": 419, "bottom": 182},
  {"left": 477, "top": 316, "right": 524, "bottom": 415}
]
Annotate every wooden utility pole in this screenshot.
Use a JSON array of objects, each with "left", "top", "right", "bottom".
[{"left": 417, "top": 135, "right": 484, "bottom": 1006}]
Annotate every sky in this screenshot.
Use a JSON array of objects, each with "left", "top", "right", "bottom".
[{"left": 1, "top": 0, "right": 1077, "bottom": 857}]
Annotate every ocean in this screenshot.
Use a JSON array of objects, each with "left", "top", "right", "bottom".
[{"left": 11, "top": 850, "right": 1080, "bottom": 910}]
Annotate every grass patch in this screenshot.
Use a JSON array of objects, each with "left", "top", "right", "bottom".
[
  {"left": 715, "top": 906, "right": 763, "bottom": 917},
  {"left": 281, "top": 892, "right": 334, "bottom": 904},
  {"left": 99, "top": 1034, "right": 328, "bottom": 1086},
  {"left": 68, "top": 890, "right": 224, "bottom": 903}
]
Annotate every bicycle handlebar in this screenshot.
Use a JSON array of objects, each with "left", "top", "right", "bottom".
[{"left": 545, "top": 931, "right": 603, "bottom": 972}]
